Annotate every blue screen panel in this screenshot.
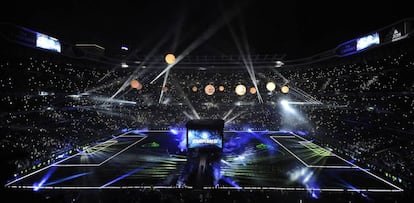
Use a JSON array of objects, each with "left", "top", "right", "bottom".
[
  {"left": 356, "top": 32, "right": 379, "bottom": 51},
  {"left": 187, "top": 129, "right": 222, "bottom": 149},
  {"left": 36, "top": 32, "right": 61, "bottom": 53}
]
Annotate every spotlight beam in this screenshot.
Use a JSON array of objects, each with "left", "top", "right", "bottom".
[
  {"left": 96, "top": 70, "right": 114, "bottom": 84},
  {"left": 83, "top": 76, "right": 125, "bottom": 94},
  {"left": 285, "top": 101, "right": 323, "bottom": 105},
  {"left": 83, "top": 30, "right": 173, "bottom": 102},
  {"left": 108, "top": 33, "right": 171, "bottom": 101},
  {"left": 91, "top": 96, "right": 136, "bottom": 105},
  {"left": 183, "top": 111, "right": 194, "bottom": 120},
  {"left": 168, "top": 76, "right": 201, "bottom": 119},
  {"left": 226, "top": 14, "right": 263, "bottom": 103},
  {"left": 150, "top": 4, "right": 240, "bottom": 84},
  {"left": 222, "top": 108, "right": 235, "bottom": 120},
  {"left": 270, "top": 68, "right": 289, "bottom": 84},
  {"left": 289, "top": 86, "right": 323, "bottom": 104},
  {"left": 225, "top": 111, "right": 245, "bottom": 124},
  {"left": 158, "top": 69, "right": 170, "bottom": 103},
  {"left": 108, "top": 67, "right": 142, "bottom": 101}
]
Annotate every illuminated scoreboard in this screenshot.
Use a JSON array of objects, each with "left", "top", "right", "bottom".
[
  {"left": 36, "top": 32, "right": 61, "bottom": 53},
  {"left": 334, "top": 19, "right": 411, "bottom": 57},
  {"left": 1, "top": 24, "right": 61, "bottom": 53},
  {"left": 335, "top": 32, "right": 380, "bottom": 57},
  {"left": 187, "top": 129, "right": 222, "bottom": 148},
  {"left": 186, "top": 119, "right": 224, "bottom": 149}
]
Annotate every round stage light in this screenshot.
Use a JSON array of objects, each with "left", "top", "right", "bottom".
[
  {"left": 165, "top": 53, "right": 176, "bottom": 64},
  {"left": 192, "top": 86, "right": 198, "bottom": 92},
  {"left": 250, "top": 87, "right": 257, "bottom": 94},
  {"left": 281, "top": 85, "right": 289, "bottom": 94},
  {"left": 219, "top": 85, "right": 225, "bottom": 92},
  {"left": 266, "top": 82, "right": 276, "bottom": 91},
  {"left": 130, "top": 79, "right": 142, "bottom": 90},
  {"left": 235, "top": 84, "right": 246, "bottom": 96},
  {"left": 204, "top": 84, "right": 215, "bottom": 95}
]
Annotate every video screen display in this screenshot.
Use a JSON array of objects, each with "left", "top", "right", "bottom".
[
  {"left": 356, "top": 32, "right": 380, "bottom": 51},
  {"left": 36, "top": 32, "right": 61, "bottom": 53},
  {"left": 187, "top": 129, "right": 223, "bottom": 149}
]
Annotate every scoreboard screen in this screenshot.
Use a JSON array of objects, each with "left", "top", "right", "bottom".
[
  {"left": 186, "top": 119, "right": 224, "bottom": 149},
  {"left": 187, "top": 129, "right": 223, "bottom": 149},
  {"left": 356, "top": 32, "right": 380, "bottom": 51},
  {"left": 335, "top": 32, "right": 379, "bottom": 56},
  {"left": 36, "top": 32, "right": 61, "bottom": 53}
]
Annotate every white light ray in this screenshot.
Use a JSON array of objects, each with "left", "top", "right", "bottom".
[
  {"left": 150, "top": 5, "right": 240, "bottom": 84},
  {"left": 224, "top": 111, "right": 245, "bottom": 124},
  {"left": 222, "top": 108, "right": 234, "bottom": 120},
  {"left": 158, "top": 69, "right": 170, "bottom": 103},
  {"left": 226, "top": 15, "right": 263, "bottom": 103}
]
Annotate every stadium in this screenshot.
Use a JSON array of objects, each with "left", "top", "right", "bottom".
[{"left": 1, "top": 1, "right": 413, "bottom": 203}]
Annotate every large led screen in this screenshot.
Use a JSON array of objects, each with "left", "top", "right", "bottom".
[
  {"left": 356, "top": 32, "right": 380, "bottom": 51},
  {"left": 187, "top": 129, "right": 223, "bottom": 149},
  {"left": 36, "top": 32, "right": 61, "bottom": 53}
]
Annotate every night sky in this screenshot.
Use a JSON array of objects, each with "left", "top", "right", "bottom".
[{"left": 1, "top": 0, "right": 412, "bottom": 59}]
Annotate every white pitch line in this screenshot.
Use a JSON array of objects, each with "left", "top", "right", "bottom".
[
  {"left": 56, "top": 136, "right": 147, "bottom": 167},
  {"left": 270, "top": 136, "right": 309, "bottom": 167},
  {"left": 5, "top": 133, "right": 145, "bottom": 186},
  {"left": 289, "top": 133, "right": 404, "bottom": 192},
  {"left": 308, "top": 165, "right": 356, "bottom": 169},
  {"left": 270, "top": 135, "right": 296, "bottom": 138}
]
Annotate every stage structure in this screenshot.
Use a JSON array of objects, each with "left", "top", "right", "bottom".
[{"left": 184, "top": 119, "right": 224, "bottom": 189}]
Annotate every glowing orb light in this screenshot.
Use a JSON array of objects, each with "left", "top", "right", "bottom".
[
  {"left": 219, "top": 85, "right": 225, "bottom": 92},
  {"left": 281, "top": 85, "right": 289, "bottom": 94},
  {"left": 250, "top": 87, "right": 257, "bottom": 94},
  {"left": 204, "top": 84, "right": 215, "bottom": 95},
  {"left": 165, "top": 53, "right": 176, "bottom": 64},
  {"left": 130, "top": 79, "right": 142, "bottom": 90},
  {"left": 235, "top": 84, "right": 246, "bottom": 96},
  {"left": 266, "top": 82, "right": 276, "bottom": 91},
  {"left": 192, "top": 86, "right": 198, "bottom": 92}
]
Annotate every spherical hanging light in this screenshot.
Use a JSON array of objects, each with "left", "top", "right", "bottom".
[
  {"left": 204, "top": 84, "right": 215, "bottom": 95},
  {"left": 281, "top": 85, "right": 289, "bottom": 94},
  {"left": 219, "top": 85, "right": 225, "bottom": 92},
  {"left": 235, "top": 84, "right": 246, "bottom": 96},
  {"left": 130, "top": 79, "right": 142, "bottom": 90},
  {"left": 165, "top": 53, "right": 176, "bottom": 64},
  {"left": 266, "top": 82, "right": 276, "bottom": 91},
  {"left": 192, "top": 86, "right": 198, "bottom": 92},
  {"left": 250, "top": 87, "right": 257, "bottom": 94}
]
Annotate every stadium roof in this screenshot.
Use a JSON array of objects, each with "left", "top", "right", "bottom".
[{"left": 1, "top": 0, "right": 412, "bottom": 60}]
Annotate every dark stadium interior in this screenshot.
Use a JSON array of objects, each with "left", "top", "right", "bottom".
[{"left": 1, "top": 1, "right": 414, "bottom": 202}]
